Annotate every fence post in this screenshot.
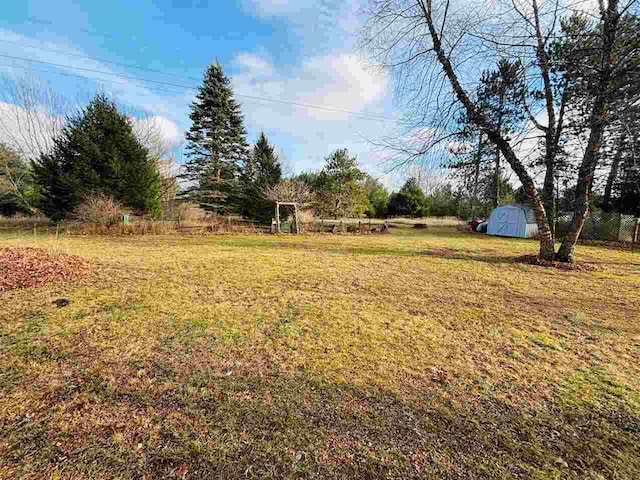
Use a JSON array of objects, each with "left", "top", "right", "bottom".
[{"left": 634, "top": 218, "right": 640, "bottom": 245}]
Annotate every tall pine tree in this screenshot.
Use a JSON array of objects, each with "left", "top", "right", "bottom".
[
  {"left": 183, "top": 62, "right": 249, "bottom": 213},
  {"left": 33, "top": 94, "right": 161, "bottom": 220}
]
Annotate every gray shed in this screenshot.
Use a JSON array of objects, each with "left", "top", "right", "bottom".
[{"left": 487, "top": 204, "right": 538, "bottom": 238}]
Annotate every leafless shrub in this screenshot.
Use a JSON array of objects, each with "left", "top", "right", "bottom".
[
  {"left": 176, "top": 204, "right": 207, "bottom": 224},
  {"left": 71, "top": 193, "right": 129, "bottom": 226}
]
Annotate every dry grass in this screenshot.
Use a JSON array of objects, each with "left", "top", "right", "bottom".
[{"left": 0, "top": 228, "right": 639, "bottom": 479}]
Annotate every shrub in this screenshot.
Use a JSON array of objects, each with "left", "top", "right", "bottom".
[
  {"left": 177, "top": 203, "right": 208, "bottom": 224},
  {"left": 72, "top": 193, "right": 129, "bottom": 226}
]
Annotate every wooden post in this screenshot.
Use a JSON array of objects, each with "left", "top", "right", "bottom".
[
  {"left": 294, "top": 203, "right": 300, "bottom": 234},
  {"left": 633, "top": 218, "right": 640, "bottom": 245},
  {"left": 276, "top": 203, "right": 281, "bottom": 234}
]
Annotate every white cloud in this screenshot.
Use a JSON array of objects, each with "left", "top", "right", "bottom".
[
  {"left": 0, "top": 101, "right": 63, "bottom": 159},
  {"left": 234, "top": 53, "right": 275, "bottom": 78},
  {"left": 241, "top": 0, "right": 304, "bottom": 17},
  {"left": 132, "top": 115, "right": 183, "bottom": 148},
  {"left": 233, "top": 52, "right": 386, "bottom": 122},
  {"left": 240, "top": 0, "right": 362, "bottom": 54},
  {"left": 0, "top": 23, "right": 407, "bottom": 185},
  {"left": 230, "top": 51, "right": 393, "bottom": 176}
]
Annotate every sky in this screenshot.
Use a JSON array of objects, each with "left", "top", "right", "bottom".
[{"left": 1, "top": 0, "right": 404, "bottom": 188}]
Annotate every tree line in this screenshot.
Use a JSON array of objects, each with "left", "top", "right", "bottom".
[{"left": 0, "top": 65, "right": 468, "bottom": 223}]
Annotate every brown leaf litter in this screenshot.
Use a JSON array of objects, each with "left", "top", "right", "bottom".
[{"left": 0, "top": 247, "right": 93, "bottom": 291}]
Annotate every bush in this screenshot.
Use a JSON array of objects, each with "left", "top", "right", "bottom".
[
  {"left": 176, "top": 203, "right": 208, "bottom": 224},
  {"left": 72, "top": 193, "right": 129, "bottom": 226}
]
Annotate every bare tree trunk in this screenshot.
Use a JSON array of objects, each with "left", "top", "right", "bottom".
[
  {"left": 542, "top": 161, "right": 556, "bottom": 240},
  {"left": 420, "top": 0, "right": 555, "bottom": 260},
  {"left": 557, "top": 0, "right": 620, "bottom": 263},
  {"left": 602, "top": 132, "right": 625, "bottom": 211},
  {"left": 532, "top": 0, "right": 559, "bottom": 242},
  {"left": 472, "top": 133, "right": 482, "bottom": 218},
  {"left": 494, "top": 97, "right": 503, "bottom": 209}
]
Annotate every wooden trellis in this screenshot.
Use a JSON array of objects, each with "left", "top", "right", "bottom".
[{"left": 275, "top": 201, "right": 300, "bottom": 234}]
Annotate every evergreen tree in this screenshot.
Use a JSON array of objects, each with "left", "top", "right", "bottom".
[
  {"left": 363, "top": 176, "right": 389, "bottom": 218},
  {"left": 387, "top": 178, "right": 427, "bottom": 217},
  {"left": 33, "top": 94, "right": 160, "bottom": 220},
  {"left": 313, "top": 149, "right": 367, "bottom": 218},
  {"left": 450, "top": 60, "right": 525, "bottom": 216},
  {"left": 183, "top": 62, "right": 249, "bottom": 213},
  {"left": 241, "top": 132, "right": 282, "bottom": 222}
]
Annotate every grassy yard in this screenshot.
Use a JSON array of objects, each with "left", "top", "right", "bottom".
[{"left": 1, "top": 227, "right": 639, "bottom": 479}]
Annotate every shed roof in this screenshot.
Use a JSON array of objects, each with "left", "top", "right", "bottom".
[{"left": 494, "top": 203, "right": 537, "bottom": 224}]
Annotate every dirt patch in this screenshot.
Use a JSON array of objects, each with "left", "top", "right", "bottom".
[
  {"left": 0, "top": 248, "right": 93, "bottom": 291},
  {"left": 514, "top": 254, "right": 597, "bottom": 271},
  {"left": 423, "top": 248, "right": 460, "bottom": 258}
]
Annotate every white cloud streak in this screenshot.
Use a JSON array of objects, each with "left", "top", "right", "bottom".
[{"left": 231, "top": 51, "right": 395, "bottom": 176}]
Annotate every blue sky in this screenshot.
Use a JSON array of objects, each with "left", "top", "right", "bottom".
[{"left": 1, "top": 0, "right": 403, "bottom": 187}]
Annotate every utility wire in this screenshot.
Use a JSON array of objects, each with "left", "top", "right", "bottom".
[
  {"left": 17, "top": 15, "right": 395, "bottom": 120},
  {"left": 0, "top": 61, "right": 190, "bottom": 96},
  {"left": 0, "top": 53, "right": 400, "bottom": 122},
  {"left": 0, "top": 38, "right": 203, "bottom": 82},
  {"left": 0, "top": 57, "right": 401, "bottom": 123}
]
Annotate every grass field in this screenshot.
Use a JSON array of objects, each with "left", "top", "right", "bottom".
[{"left": 1, "top": 226, "right": 639, "bottom": 479}]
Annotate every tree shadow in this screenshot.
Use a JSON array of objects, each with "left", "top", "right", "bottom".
[{"left": 5, "top": 359, "right": 639, "bottom": 479}]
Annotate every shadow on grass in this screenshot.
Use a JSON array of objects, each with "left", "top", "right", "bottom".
[{"left": 3, "top": 358, "right": 639, "bottom": 480}]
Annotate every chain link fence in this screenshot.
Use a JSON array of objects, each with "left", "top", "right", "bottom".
[{"left": 557, "top": 212, "right": 640, "bottom": 243}]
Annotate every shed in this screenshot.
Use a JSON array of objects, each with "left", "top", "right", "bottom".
[{"left": 487, "top": 204, "right": 538, "bottom": 238}]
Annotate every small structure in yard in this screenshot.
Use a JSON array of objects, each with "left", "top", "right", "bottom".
[
  {"left": 487, "top": 204, "right": 538, "bottom": 238},
  {"left": 272, "top": 201, "right": 301, "bottom": 234}
]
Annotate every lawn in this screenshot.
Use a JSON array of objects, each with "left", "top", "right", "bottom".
[{"left": 1, "top": 226, "right": 639, "bottom": 479}]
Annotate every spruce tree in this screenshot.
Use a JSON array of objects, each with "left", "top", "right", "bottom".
[
  {"left": 33, "top": 94, "right": 161, "bottom": 220},
  {"left": 183, "top": 62, "right": 249, "bottom": 212},
  {"left": 241, "top": 132, "right": 282, "bottom": 222}
]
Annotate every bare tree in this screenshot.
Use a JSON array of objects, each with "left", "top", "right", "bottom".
[
  {"left": 404, "top": 163, "right": 450, "bottom": 195},
  {"left": 131, "top": 115, "right": 182, "bottom": 216},
  {"left": 0, "top": 74, "right": 70, "bottom": 160},
  {"left": 0, "top": 143, "right": 37, "bottom": 214},
  {"left": 362, "top": 0, "right": 637, "bottom": 262},
  {"left": 264, "top": 179, "right": 313, "bottom": 206}
]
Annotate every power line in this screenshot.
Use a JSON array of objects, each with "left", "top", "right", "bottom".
[
  {"left": 0, "top": 61, "right": 190, "bottom": 96},
  {"left": 0, "top": 38, "right": 203, "bottom": 82},
  {"left": 0, "top": 53, "right": 199, "bottom": 89},
  {"left": 13, "top": 16, "right": 395, "bottom": 120},
  {"left": 0, "top": 53, "right": 400, "bottom": 122}
]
